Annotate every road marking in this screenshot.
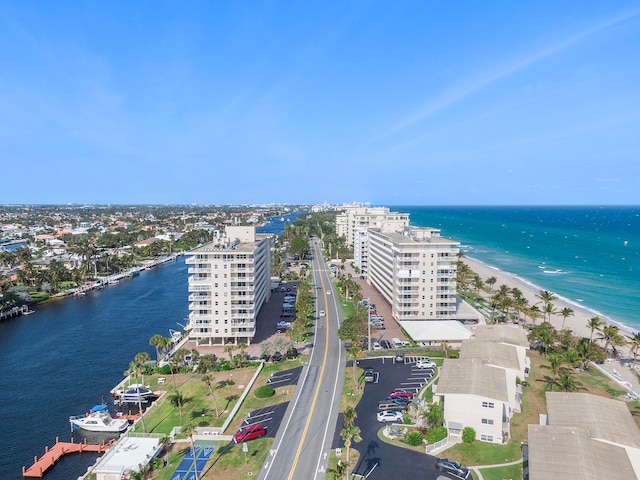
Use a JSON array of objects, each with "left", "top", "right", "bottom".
[{"left": 287, "top": 241, "right": 331, "bottom": 480}]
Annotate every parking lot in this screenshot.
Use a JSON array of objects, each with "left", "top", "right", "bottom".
[{"left": 331, "top": 356, "right": 452, "bottom": 480}]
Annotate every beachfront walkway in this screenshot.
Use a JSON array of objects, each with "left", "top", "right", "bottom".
[{"left": 594, "top": 357, "right": 640, "bottom": 399}]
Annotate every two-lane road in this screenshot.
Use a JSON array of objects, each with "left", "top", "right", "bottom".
[{"left": 260, "top": 238, "right": 346, "bottom": 480}]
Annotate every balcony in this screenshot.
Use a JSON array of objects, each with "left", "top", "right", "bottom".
[
  {"left": 189, "top": 302, "right": 212, "bottom": 310},
  {"left": 231, "top": 312, "right": 255, "bottom": 319},
  {"left": 188, "top": 284, "right": 211, "bottom": 292},
  {"left": 188, "top": 312, "right": 212, "bottom": 321},
  {"left": 230, "top": 267, "right": 254, "bottom": 273},
  {"left": 188, "top": 267, "right": 211, "bottom": 274},
  {"left": 189, "top": 276, "right": 211, "bottom": 283},
  {"left": 189, "top": 293, "right": 211, "bottom": 301}
]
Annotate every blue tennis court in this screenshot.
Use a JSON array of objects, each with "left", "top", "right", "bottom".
[{"left": 170, "top": 441, "right": 216, "bottom": 480}]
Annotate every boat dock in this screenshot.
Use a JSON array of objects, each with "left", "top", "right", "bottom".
[
  {"left": 0, "top": 305, "right": 32, "bottom": 322},
  {"left": 22, "top": 437, "right": 112, "bottom": 478}
]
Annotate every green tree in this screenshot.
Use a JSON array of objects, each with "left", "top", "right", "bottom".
[
  {"left": 588, "top": 316, "right": 603, "bottom": 343},
  {"left": 559, "top": 307, "right": 575, "bottom": 330},
  {"left": 169, "top": 389, "right": 187, "bottom": 425},
  {"left": 340, "top": 424, "right": 361, "bottom": 480}
]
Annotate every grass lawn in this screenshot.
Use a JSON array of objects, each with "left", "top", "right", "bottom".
[
  {"left": 148, "top": 357, "right": 306, "bottom": 480},
  {"left": 478, "top": 463, "right": 523, "bottom": 480}
]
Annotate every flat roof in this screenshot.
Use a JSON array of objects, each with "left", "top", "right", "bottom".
[
  {"left": 93, "top": 436, "right": 162, "bottom": 476},
  {"left": 399, "top": 320, "right": 473, "bottom": 342}
]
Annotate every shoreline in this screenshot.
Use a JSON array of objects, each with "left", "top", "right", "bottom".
[{"left": 463, "top": 255, "right": 638, "bottom": 348}]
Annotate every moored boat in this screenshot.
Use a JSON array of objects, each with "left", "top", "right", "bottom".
[
  {"left": 114, "top": 384, "right": 155, "bottom": 403},
  {"left": 69, "top": 404, "right": 129, "bottom": 433}
]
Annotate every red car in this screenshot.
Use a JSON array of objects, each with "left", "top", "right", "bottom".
[
  {"left": 388, "top": 389, "right": 414, "bottom": 399},
  {"left": 233, "top": 423, "right": 266, "bottom": 443}
]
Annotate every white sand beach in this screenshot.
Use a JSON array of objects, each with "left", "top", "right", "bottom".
[
  {"left": 463, "top": 256, "right": 623, "bottom": 341},
  {"left": 463, "top": 256, "right": 640, "bottom": 397}
]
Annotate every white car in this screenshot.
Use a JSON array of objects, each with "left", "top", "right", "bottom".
[
  {"left": 377, "top": 410, "right": 403, "bottom": 423},
  {"left": 319, "top": 310, "right": 325, "bottom": 317},
  {"left": 416, "top": 359, "right": 436, "bottom": 369},
  {"left": 372, "top": 341, "right": 381, "bottom": 350}
]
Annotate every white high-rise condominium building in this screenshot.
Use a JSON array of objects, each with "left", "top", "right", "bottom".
[
  {"left": 185, "top": 226, "right": 271, "bottom": 346},
  {"left": 335, "top": 206, "right": 410, "bottom": 247},
  {"left": 367, "top": 226, "right": 459, "bottom": 321}
]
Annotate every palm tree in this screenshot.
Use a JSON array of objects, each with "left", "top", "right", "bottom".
[
  {"left": 202, "top": 374, "right": 219, "bottom": 417},
  {"left": 554, "top": 372, "right": 581, "bottom": 392},
  {"left": 441, "top": 341, "right": 450, "bottom": 358},
  {"left": 149, "top": 334, "right": 166, "bottom": 363},
  {"left": 181, "top": 423, "right": 200, "bottom": 480},
  {"left": 536, "top": 290, "right": 557, "bottom": 321},
  {"left": 559, "top": 307, "right": 574, "bottom": 330},
  {"left": 224, "top": 345, "right": 236, "bottom": 362},
  {"left": 348, "top": 346, "right": 364, "bottom": 390},
  {"left": 169, "top": 389, "right": 187, "bottom": 425},
  {"left": 128, "top": 352, "right": 150, "bottom": 434},
  {"left": 485, "top": 276, "right": 497, "bottom": 295},
  {"left": 528, "top": 305, "right": 542, "bottom": 326},
  {"left": 340, "top": 423, "right": 361, "bottom": 480},
  {"left": 587, "top": 316, "right": 603, "bottom": 343},
  {"left": 628, "top": 332, "right": 640, "bottom": 362}
]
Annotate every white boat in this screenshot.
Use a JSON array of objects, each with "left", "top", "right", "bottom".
[
  {"left": 69, "top": 404, "right": 129, "bottom": 433},
  {"left": 116, "top": 384, "right": 155, "bottom": 403}
]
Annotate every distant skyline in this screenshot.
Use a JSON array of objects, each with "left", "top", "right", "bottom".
[{"left": 1, "top": 2, "right": 639, "bottom": 205}]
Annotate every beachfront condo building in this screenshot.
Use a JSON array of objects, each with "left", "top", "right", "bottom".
[
  {"left": 366, "top": 226, "right": 459, "bottom": 322},
  {"left": 335, "top": 206, "right": 410, "bottom": 247},
  {"left": 185, "top": 226, "right": 271, "bottom": 346}
]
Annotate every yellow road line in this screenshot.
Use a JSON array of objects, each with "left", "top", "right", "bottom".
[{"left": 287, "top": 242, "right": 330, "bottom": 480}]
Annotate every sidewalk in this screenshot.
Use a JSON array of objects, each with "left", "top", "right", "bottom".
[{"left": 593, "top": 357, "right": 640, "bottom": 399}]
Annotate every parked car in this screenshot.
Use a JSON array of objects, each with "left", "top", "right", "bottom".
[
  {"left": 435, "top": 459, "right": 469, "bottom": 478},
  {"left": 364, "top": 368, "right": 375, "bottom": 383},
  {"left": 416, "top": 359, "right": 436, "bottom": 369},
  {"left": 373, "top": 323, "right": 385, "bottom": 330},
  {"left": 388, "top": 389, "right": 414, "bottom": 399},
  {"left": 377, "top": 410, "right": 403, "bottom": 423},
  {"left": 372, "top": 341, "right": 382, "bottom": 350},
  {"left": 380, "top": 340, "right": 392, "bottom": 349},
  {"left": 233, "top": 423, "right": 266, "bottom": 443},
  {"left": 385, "top": 397, "right": 411, "bottom": 408},
  {"left": 377, "top": 401, "right": 407, "bottom": 412}
]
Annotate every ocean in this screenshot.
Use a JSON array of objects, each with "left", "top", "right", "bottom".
[{"left": 391, "top": 206, "right": 640, "bottom": 333}]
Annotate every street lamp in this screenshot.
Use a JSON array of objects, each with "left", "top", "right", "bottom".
[{"left": 368, "top": 304, "right": 371, "bottom": 351}]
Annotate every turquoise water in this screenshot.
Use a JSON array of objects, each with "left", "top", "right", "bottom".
[{"left": 390, "top": 206, "right": 640, "bottom": 333}]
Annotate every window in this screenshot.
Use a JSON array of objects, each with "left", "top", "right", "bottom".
[
  {"left": 482, "top": 401, "right": 495, "bottom": 408},
  {"left": 480, "top": 434, "right": 494, "bottom": 442},
  {"left": 481, "top": 418, "right": 494, "bottom": 425}
]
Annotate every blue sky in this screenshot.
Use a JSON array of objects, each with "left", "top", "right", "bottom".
[{"left": 1, "top": 1, "right": 639, "bottom": 205}]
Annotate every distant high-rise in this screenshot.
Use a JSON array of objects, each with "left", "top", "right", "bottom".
[{"left": 185, "top": 226, "right": 271, "bottom": 346}]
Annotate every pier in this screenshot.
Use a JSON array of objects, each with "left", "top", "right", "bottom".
[
  {"left": 22, "top": 437, "right": 112, "bottom": 478},
  {"left": 0, "top": 304, "right": 32, "bottom": 322}
]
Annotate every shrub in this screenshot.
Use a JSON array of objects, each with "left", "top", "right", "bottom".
[
  {"left": 406, "top": 431, "right": 423, "bottom": 446},
  {"left": 254, "top": 385, "right": 275, "bottom": 398},
  {"left": 425, "top": 426, "right": 447, "bottom": 444},
  {"left": 462, "top": 426, "right": 476, "bottom": 443},
  {"left": 157, "top": 364, "right": 172, "bottom": 375}
]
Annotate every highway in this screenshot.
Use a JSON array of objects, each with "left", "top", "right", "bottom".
[{"left": 259, "top": 237, "right": 346, "bottom": 480}]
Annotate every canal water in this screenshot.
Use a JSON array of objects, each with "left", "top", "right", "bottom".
[
  {"left": 0, "top": 212, "right": 301, "bottom": 480},
  {"left": 0, "top": 258, "right": 189, "bottom": 480}
]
